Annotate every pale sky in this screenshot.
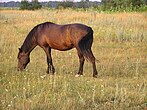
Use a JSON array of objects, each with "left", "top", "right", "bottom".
[{"left": 0, "top": 0, "right": 101, "bottom": 2}]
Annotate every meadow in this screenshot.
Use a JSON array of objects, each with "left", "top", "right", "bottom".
[{"left": 0, "top": 9, "right": 147, "bottom": 110}]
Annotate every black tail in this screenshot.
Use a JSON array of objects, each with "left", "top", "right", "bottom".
[{"left": 78, "top": 27, "right": 96, "bottom": 62}]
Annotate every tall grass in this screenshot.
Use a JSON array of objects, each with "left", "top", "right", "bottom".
[{"left": 0, "top": 9, "right": 147, "bottom": 110}]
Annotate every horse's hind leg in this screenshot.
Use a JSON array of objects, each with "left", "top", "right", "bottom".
[
  {"left": 89, "top": 49, "right": 98, "bottom": 78},
  {"left": 43, "top": 46, "right": 55, "bottom": 74},
  {"left": 75, "top": 50, "right": 85, "bottom": 77}
]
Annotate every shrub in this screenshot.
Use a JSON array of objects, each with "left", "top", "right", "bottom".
[
  {"left": 20, "top": 0, "right": 30, "bottom": 10},
  {"left": 20, "top": 0, "right": 42, "bottom": 10},
  {"left": 100, "top": 0, "right": 147, "bottom": 12},
  {"left": 56, "top": 1, "right": 75, "bottom": 9}
]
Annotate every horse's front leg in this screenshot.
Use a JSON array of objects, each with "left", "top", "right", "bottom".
[
  {"left": 46, "top": 58, "right": 55, "bottom": 74},
  {"left": 46, "top": 48, "right": 55, "bottom": 74},
  {"left": 43, "top": 46, "right": 55, "bottom": 74}
]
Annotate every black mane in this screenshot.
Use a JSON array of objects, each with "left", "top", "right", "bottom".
[{"left": 20, "top": 23, "right": 44, "bottom": 53}]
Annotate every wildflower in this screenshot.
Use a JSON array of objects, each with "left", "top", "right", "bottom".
[
  {"left": 14, "top": 94, "right": 18, "bottom": 99},
  {"left": 27, "top": 84, "right": 30, "bottom": 87},
  {"left": 101, "top": 85, "right": 104, "bottom": 88},
  {"left": 40, "top": 75, "right": 46, "bottom": 79},
  {"left": 100, "top": 79, "right": 103, "bottom": 81},
  {"left": 5, "top": 89, "right": 8, "bottom": 92},
  {"left": 23, "top": 87, "right": 26, "bottom": 91},
  {"left": 29, "top": 99, "right": 32, "bottom": 102},
  {"left": 8, "top": 104, "right": 11, "bottom": 107},
  {"left": 69, "top": 52, "right": 71, "bottom": 55},
  {"left": 24, "top": 75, "right": 27, "bottom": 80}
]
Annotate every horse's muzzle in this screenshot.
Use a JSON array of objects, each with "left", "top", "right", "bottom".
[{"left": 17, "top": 67, "right": 24, "bottom": 71}]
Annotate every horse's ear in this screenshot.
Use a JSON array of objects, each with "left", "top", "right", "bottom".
[{"left": 18, "top": 48, "right": 22, "bottom": 52}]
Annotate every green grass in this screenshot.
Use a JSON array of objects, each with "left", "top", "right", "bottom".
[{"left": 0, "top": 9, "right": 147, "bottom": 110}]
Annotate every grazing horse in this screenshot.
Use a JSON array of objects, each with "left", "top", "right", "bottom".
[{"left": 17, "top": 22, "right": 98, "bottom": 77}]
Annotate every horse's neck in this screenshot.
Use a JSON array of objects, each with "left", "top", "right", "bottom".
[{"left": 21, "top": 36, "right": 37, "bottom": 55}]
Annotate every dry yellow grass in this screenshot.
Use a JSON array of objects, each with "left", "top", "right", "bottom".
[{"left": 0, "top": 9, "right": 147, "bottom": 110}]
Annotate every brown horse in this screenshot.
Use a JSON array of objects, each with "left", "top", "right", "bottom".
[{"left": 17, "top": 22, "right": 98, "bottom": 77}]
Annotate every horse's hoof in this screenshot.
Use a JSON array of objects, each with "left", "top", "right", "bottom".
[
  {"left": 75, "top": 74, "right": 83, "bottom": 77},
  {"left": 46, "top": 70, "right": 55, "bottom": 75},
  {"left": 93, "top": 75, "right": 97, "bottom": 78}
]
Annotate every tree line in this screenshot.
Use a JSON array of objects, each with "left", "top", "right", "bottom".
[
  {"left": 20, "top": 0, "right": 42, "bottom": 10},
  {"left": 101, "top": 0, "right": 147, "bottom": 11},
  {"left": 0, "top": 0, "right": 146, "bottom": 12},
  {"left": 20, "top": 0, "right": 147, "bottom": 11}
]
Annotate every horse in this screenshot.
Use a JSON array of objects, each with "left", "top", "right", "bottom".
[{"left": 17, "top": 22, "right": 98, "bottom": 77}]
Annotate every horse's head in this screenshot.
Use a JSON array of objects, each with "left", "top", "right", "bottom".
[{"left": 17, "top": 48, "right": 30, "bottom": 71}]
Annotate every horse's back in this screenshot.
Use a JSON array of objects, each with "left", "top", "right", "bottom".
[{"left": 34, "top": 22, "right": 92, "bottom": 50}]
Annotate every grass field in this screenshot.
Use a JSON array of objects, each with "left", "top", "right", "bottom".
[{"left": 0, "top": 9, "right": 147, "bottom": 110}]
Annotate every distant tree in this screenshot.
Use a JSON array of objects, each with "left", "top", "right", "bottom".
[
  {"left": 78, "top": 0, "right": 89, "bottom": 9},
  {"left": 131, "top": 0, "right": 145, "bottom": 7},
  {"left": 31, "top": 0, "right": 42, "bottom": 10},
  {"left": 20, "top": 0, "right": 42, "bottom": 10},
  {"left": 101, "top": 0, "right": 146, "bottom": 11},
  {"left": 145, "top": 0, "right": 147, "bottom": 5},
  {"left": 45, "top": 2, "right": 52, "bottom": 8},
  {"left": 57, "top": 1, "right": 75, "bottom": 9},
  {"left": 20, "top": 0, "right": 30, "bottom": 10}
]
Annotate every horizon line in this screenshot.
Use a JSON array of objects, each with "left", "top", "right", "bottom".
[{"left": 0, "top": 0, "right": 101, "bottom": 3}]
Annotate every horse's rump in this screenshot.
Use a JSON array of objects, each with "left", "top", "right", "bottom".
[{"left": 78, "top": 27, "right": 95, "bottom": 62}]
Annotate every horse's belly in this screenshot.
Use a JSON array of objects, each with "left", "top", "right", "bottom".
[{"left": 50, "top": 42, "right": 74, "bottom": 51}]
